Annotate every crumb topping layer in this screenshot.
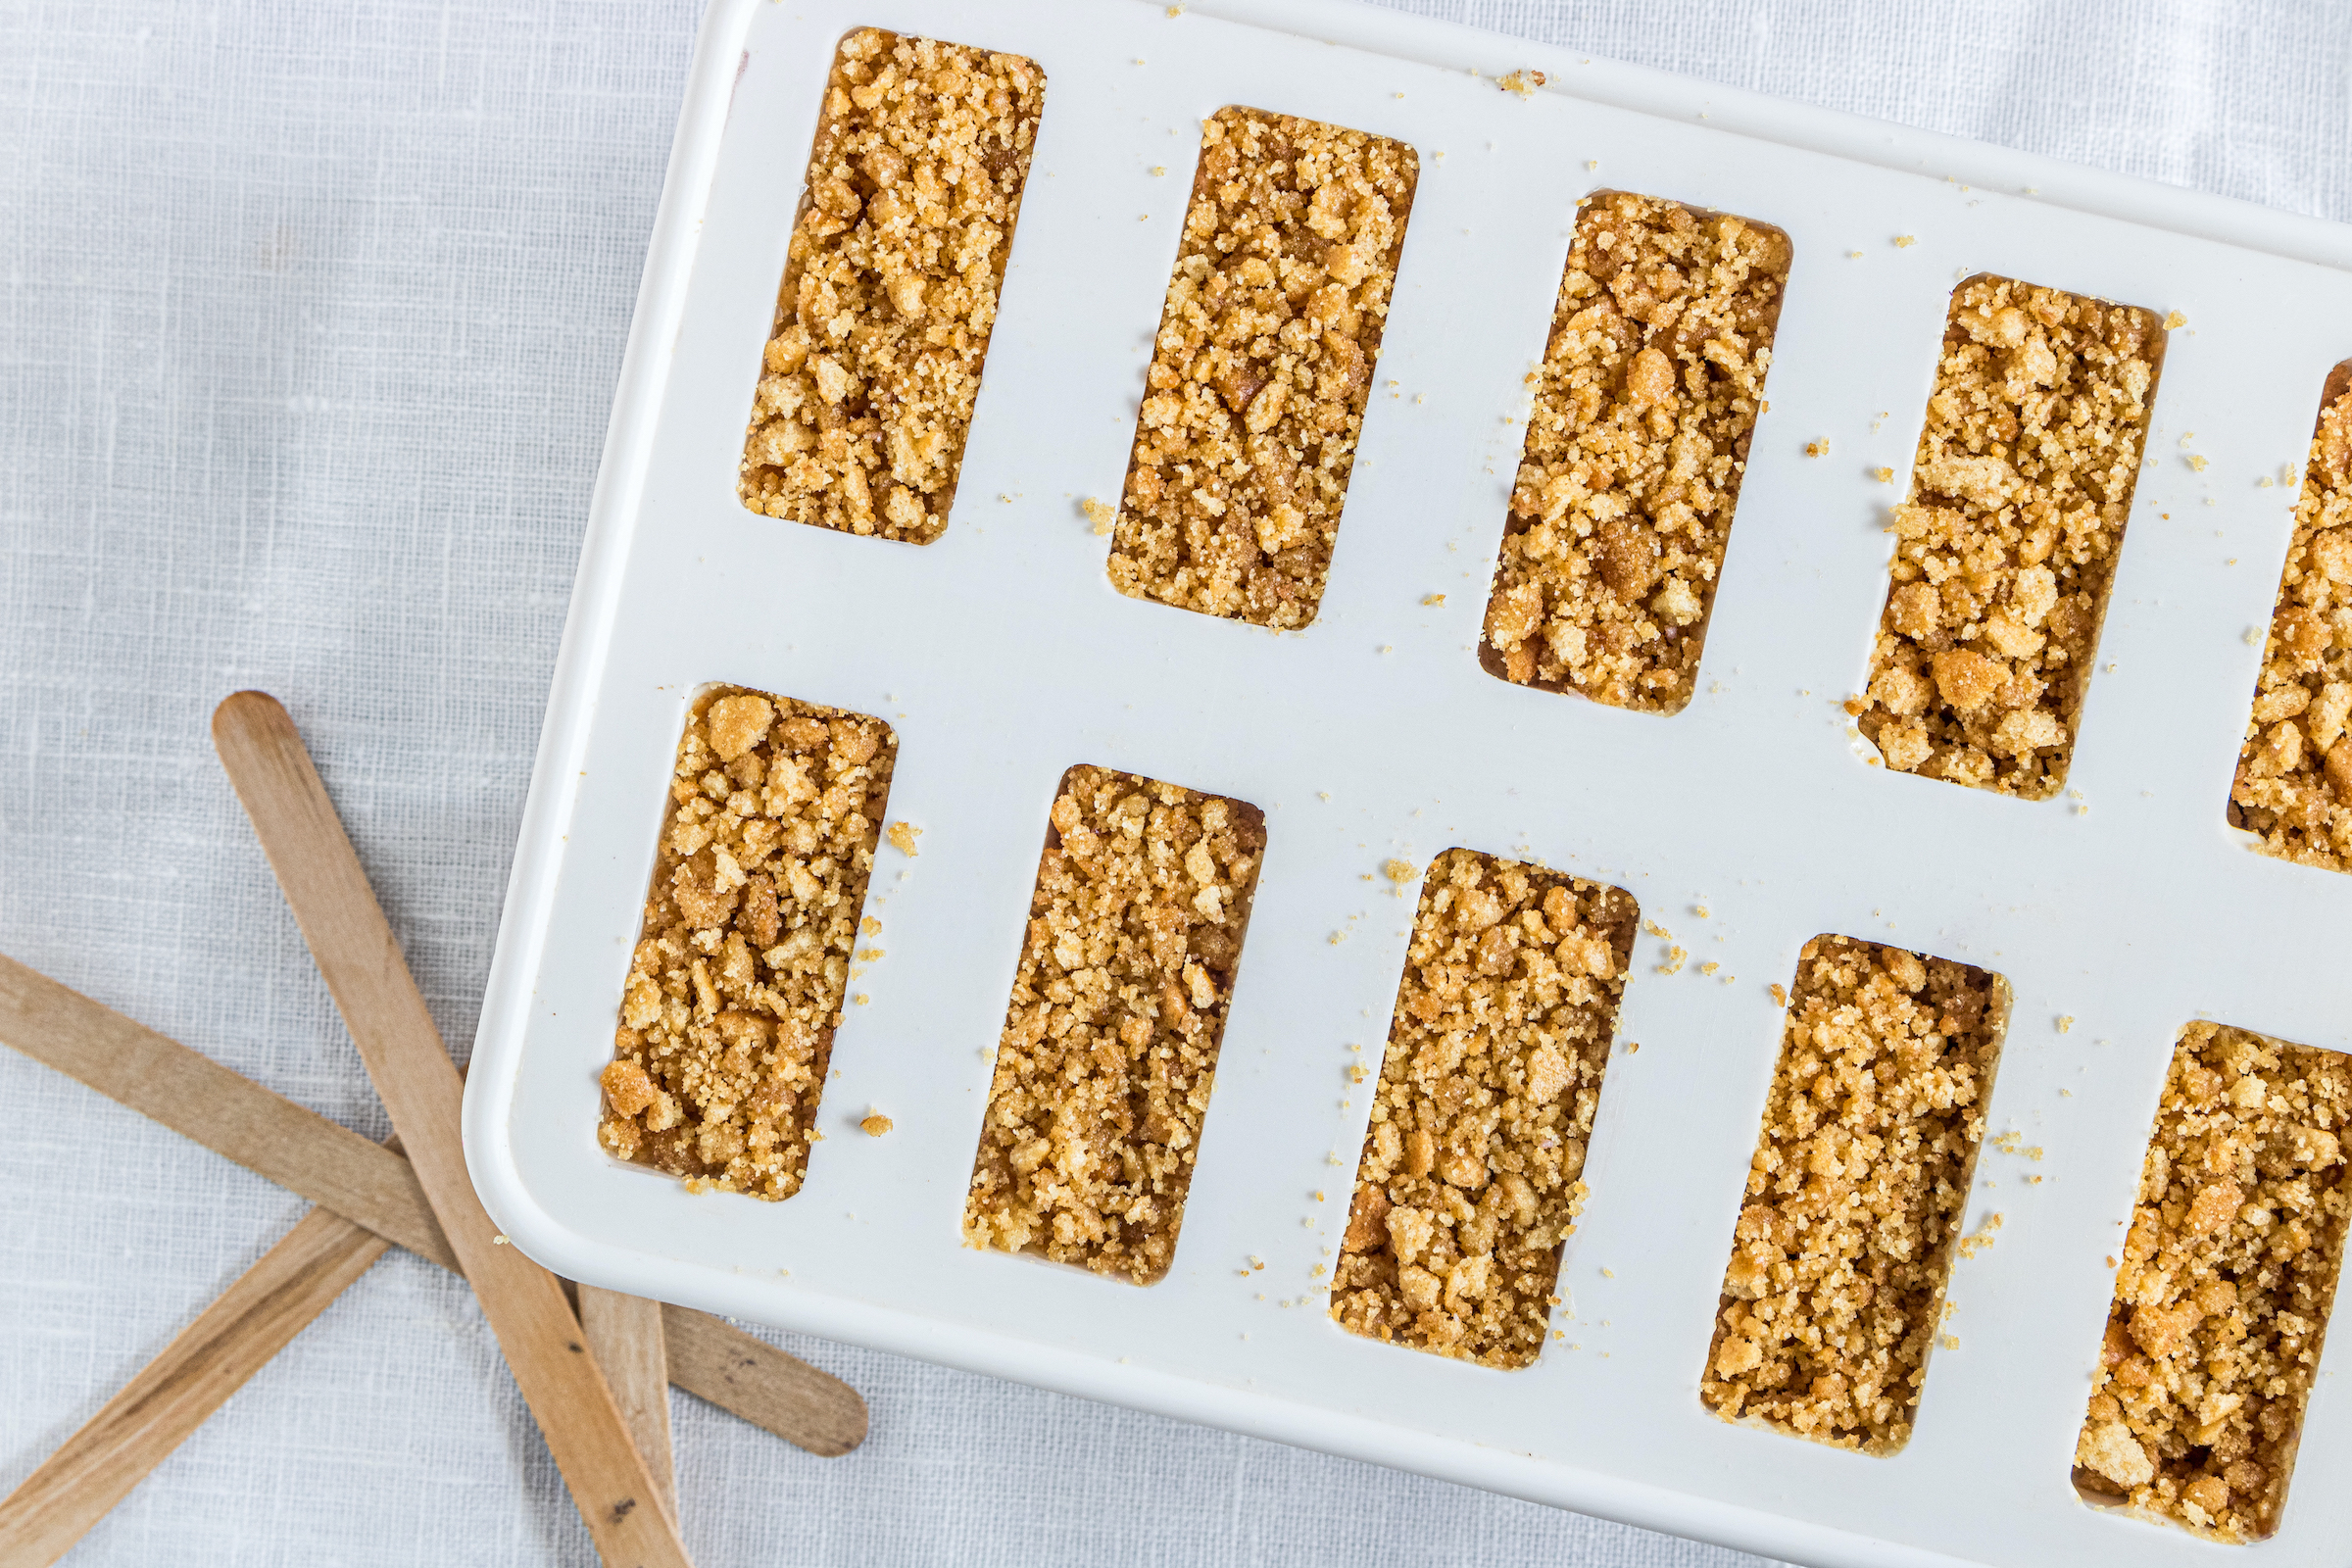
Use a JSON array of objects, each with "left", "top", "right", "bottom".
[
  {"left": 1483, "top": 192, "right": 1789, "bottom": 712},
  {"left": 738, "top": 29, "right": 1044, "bottom": 542},
  {"left": 599, "top": 687, "right": 894, "bottom": 1199},
  {"left": 2073, "top": 1022, "right": 2352, "bottom": 1542},
  {"left": 1856, "top": 275, "right": 2162, "bottom": 797},
  {"left": 1106, "top": 107, "right": 1418, "bottom": 628},
  {"left": 1331, "top": 850, "right": 1635, "bottom": 1368},
  {"left": 2230, "top": 369, "right": 2352, "bottom": 868},
  {"left": 1703, "top": 935, "right": 2005, "bottom": 1452},
  {"left": 962, "top": 766, "right": 1266, "bottom": 1285}
]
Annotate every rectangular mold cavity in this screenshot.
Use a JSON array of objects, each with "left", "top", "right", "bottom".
[
  {"left": 1330, "top": 850, "right": 1637, "bottom": 1369},
  {"left": 961, "top": 765, "right": 1267, "bottom": 1285},
  {"left": 1103, "top": 105, "right": 1419, "bottom": 629},
  {"left": 2227, "top": 360, "right": 2352, "bottom": 870},
  {"left": 2072, "top": 1021, "right": 2352, "bottom": 1544},
  {"left": 597, "top": 686, "right": 897, "bottom": 1199},
  {"left": 1479, "top": 191, "right": 1791, "bottom": 714},
  {"left": 1854, "top": 275, "right": 2166, "bottom": 798},
  {"left": 1702, "top": 935, "right": 2009, "bottom": 1453},
  {"left": 736, "top": 27, "right": 1046, "bottom": 543}
]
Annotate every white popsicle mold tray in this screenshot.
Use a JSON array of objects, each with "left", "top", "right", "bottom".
[{"left": 462, "top": 1, "right": 2352, "bottom": 1562}]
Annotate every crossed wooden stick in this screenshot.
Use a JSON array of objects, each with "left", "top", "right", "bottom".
[{"left": 0, "top": 694, "right": 866, "bottom": 1566}]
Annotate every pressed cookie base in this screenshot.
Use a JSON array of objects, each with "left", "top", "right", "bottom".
[
  {"left": 1702, "top": 936, "right": 2006, "bottom": 1452},
  {"left": 737, "top": 28, "right": 1044, "bottom": 543},
  {"left": 1481, "top": 192, "right": 1789, "bottom": 713},
  {"left": 1330, "top": 850, "right": 1636, "bottom": 1369},
  {"left": 1106, "top": 106, "right": 1418, "bottom": 628},
  {"left": 961, "top": 766, "right": 1266, "bottom": 1285},
  {"left": 1855, "top": 276, "right": 2163, "bottom": 798},
  {"left": 598, "top": 687, "right": 896, "bottom": 1199},
  {"left": 2230, "top": 368, "right": 2352, "bottom": 870},
  {"left": 2072, "top": 1023, "right": 2352, "bottom": 1542}
]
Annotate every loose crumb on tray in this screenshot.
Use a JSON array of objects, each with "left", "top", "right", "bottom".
[
  {"left": 1702, "top": 935, "right": 2008, "bottom": 1452},
  {"left": 1856, "top": 275, "right": 2165, "bottom": 797},
  {"left": 1481, "top": 192, "right": 1789, "bottom": 713},
  {"left": 962, "top": 765, "right": 1267, "bottom": 1284},
  {"left": 599, "top": 687, "right": 896, "bottom": 1199},
  {"left": 1330, "top": 849, "right": 1637, "bottom": 1369},
  {"left": 737, "top": 29, "right": 1045, "bottom": 542},
  {"left": 1104, "top": 106, "right": 1419, "bottom": 628},
  {"left": 2072, "top": 1021, "right": 2352, "bottom": 1543},
  {"left": 860, "top": 1111, "right": 895, "bottom": 1137},
  {"left": 2229, "top": 364, "right": 2352, "bottom": 870}
]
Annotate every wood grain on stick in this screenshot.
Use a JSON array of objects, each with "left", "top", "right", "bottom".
[
  {"left": 211, "top": 690, "right": 692, "bottom": 1568},
  {"left": 0, "top": 951, "right": 868, "bottom": 1456},
  {"left": 660, "top": 1304, "right": 870, "bottom": 1458},
  {"left": 0, "top": 951, "right": 446, "bottom": 1266},
  {"left": 578, "top": 1288, "right": 677, "bottom": 1525},
  {"left": 0, "top": 1207, "right": 387, "bottom": 1568}
]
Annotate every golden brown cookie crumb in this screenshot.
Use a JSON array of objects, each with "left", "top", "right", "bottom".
[
  {"left": 1702, "top": 935, "right": 2008, "bottom": 1452},
  {"left": 2072, "top": 1021, "right": 2352, "bottom": 1542},
  {"left": 1481, "top": 192, "right": 1789, "bottom": 713},
  {"left": 962, "top": 766, "right": 1267, "bottom": 1284},
  {"left": 1105, "top": 107, "right": 1418, "bottom": 628},
  {"left": 1330, "top": 850, "right": 1637, "bottom": 1368},
  {"left": 600, "top": 687, "right": 896, "bottom": 1199},
  {"left": 886, "top": 819, "right": 922, "bottom": 856},
  {"left": 737, "top": 29, "right": 1045, "bottom": 542},
  {"left": 1856, "top": 275, "right": 2164, "bottom": 796},
  {"left": 860, "top": 1111, "right": 895, "bottom": 1137},
  {"left": 2229, "top": 366, "right": 2352, "bottom": 869}
]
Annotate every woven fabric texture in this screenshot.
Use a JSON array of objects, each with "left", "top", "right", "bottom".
[{"left": 4, "top": 0, "right": 2347, "bottom": 1563}]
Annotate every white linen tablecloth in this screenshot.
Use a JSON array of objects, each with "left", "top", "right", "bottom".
[{"left": 4, "top": 1, "right": 2346, "bottom": 1562}]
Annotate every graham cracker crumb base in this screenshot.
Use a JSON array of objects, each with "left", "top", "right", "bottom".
[
  {"left": 2229, "top": 363, "right": 2352, "bottom": 869},
  {"left": 1106, "top": 106, "right": 1418, "bottom": 628},
  {"left": 962, "top": 765, "right": 1266, "bottom": 1285},
  {"left": 1331, "top": 849, "right": 1636, "bottom": 1368},
  {"left": 1481, "top": 191, "right": 1789, "bottom": 713},
  {"left": 1702, "top": 935, "right": 2006, "bottom": 1452},
  {"left": 1856, "top": 274, "right": 2163, "bottom": 797},
  {"left": 2072, "top": 1022, "right": 2352, "bottom": 1542},
  {"left": 599, "top": 686, "right": 895, "bottom": 1200},
  {"left": 738, "top": 29, "right": 1045, "bottom": 543}
]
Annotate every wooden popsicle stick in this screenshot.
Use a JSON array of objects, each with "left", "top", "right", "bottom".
[
  {"left": 0, "top": 951, "right": 868, "bottom": 1456},
  {"left": 212, "top": 691, "right": 692, "bottom": 1568},
  {"left": 0, "top": 1207, "right": 389, "bottom": 1568},
  {"left": 0, "top": 951, "right": 448, "bottom": 1266},
  {"left": 658, "top": 1303, "right": 869, "bottom": 1458},
  {"left": 577, "top": 1288, "right": 677, "bottom": 1525}
]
